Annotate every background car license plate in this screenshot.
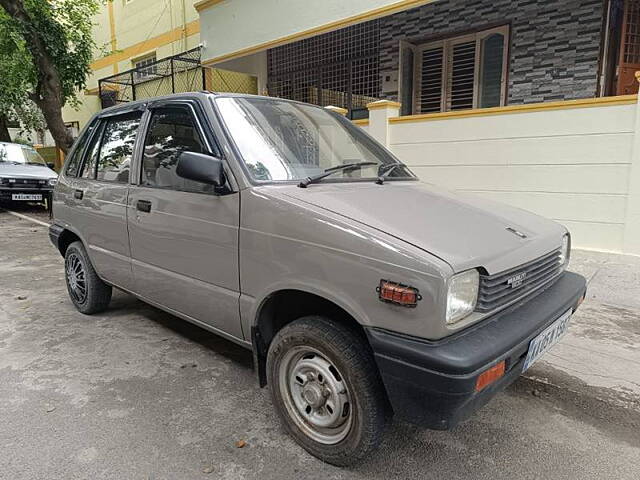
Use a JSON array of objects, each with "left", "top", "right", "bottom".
[
  {"left": 523, "top": 309, "right": 571, "bottom": 371},
  {"left": 12, "top": 194, "right": 42, "bottom": 201}
]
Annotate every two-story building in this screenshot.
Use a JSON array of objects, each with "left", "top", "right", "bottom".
[
  {"left": 63, "top": 0, "right": 640, "bottom": 255},
  {"left": 198, "top": 0, "right": 638, "bottom": 117},
  {"left": 63, "top": 0, "right": 256, "bottom": 129},
  {"left": 194, "top": 0, "right": 640, "bottom": 255}
]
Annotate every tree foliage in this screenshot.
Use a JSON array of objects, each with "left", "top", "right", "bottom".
[{"left": 0, "top": 0, "right": 102, "bottom": 151}]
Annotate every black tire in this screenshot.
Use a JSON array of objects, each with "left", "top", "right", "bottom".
[
  {"left": 64, "top": 241, "right": 112, "bottom": 314},
  {"left": 267, "top": 316, "right": 389, "bottom": 466}
]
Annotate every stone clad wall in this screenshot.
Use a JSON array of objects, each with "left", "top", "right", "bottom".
[{"left": 379, "top": 0, "right": 605, "bottom": 104}]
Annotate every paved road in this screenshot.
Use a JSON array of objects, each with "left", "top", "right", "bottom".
[{"left": 1, "top": 206, "right": 639, "bottom": 480}]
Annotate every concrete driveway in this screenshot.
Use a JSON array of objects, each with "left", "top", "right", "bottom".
[{"left": 1, "top": 206, "right": 639, "bottom": 479}]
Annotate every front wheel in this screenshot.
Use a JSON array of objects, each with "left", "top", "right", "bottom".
[
  {"left": 267, "top": 316, "right": 389, "bottom": 466},
  {"left": 64, "top": 241, "right": 112, "bottom": 314}
]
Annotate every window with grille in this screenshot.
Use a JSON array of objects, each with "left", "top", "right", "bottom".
[
  {"left": 409, "top": 26, "right": 509, "bottom": 114},
  {"left": 267, "top": 20, "right": 381, "bottom": 119},
  {"left": 621, "top": 0, "right": 640, "bottom": 65},
  {"left": 615, "top": 0, "right": 640, "bottom": 95},
  {"left": 134, "top": 53, "right": 158, "bottom": 80}
]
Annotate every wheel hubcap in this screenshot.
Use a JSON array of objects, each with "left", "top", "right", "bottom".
[
  {"left": 65, "top": 253, "right": 87, "bottom": 304},
  {"left": 279, "top": 347, "right": 352, "bottom": 444}
]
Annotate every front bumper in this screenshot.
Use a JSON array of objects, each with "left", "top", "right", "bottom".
[
  {"left": 49, "top": 223, "right": 64, "bottom": 253},
  {"left": 366, "top": 271, "right": 587, "bottom": 430},
  {"left": 0, "top": 187, "right": 53, "bottom": 201}
]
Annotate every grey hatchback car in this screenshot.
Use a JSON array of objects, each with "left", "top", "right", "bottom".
[{"left": 49, "top": 92, "right": 586, "bottom": 466}]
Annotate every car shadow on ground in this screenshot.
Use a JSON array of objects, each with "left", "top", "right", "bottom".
[
  {"left": 106, "top": 290, "right": 254, "bottom": 370},
  {"left": 0, "top": 200, "right": 52, "bottom": 222},
  {"left": 0, "top": 200, "right": 48, "bottom": 211},
  {"left": 104, "top": 287, "right": 640, "bottom": 470},
  {"left": 103, "top": 290, "right": 474, "bottom": 472}
]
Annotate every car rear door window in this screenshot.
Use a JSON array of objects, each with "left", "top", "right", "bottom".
[
  {"left": 141, "top": 106, "right": 214, "bottom": 194},
  {"left": 96, "top": 113, "right": 142, "bottom": 183}
]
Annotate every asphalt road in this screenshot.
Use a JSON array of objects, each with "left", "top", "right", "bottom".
[{"left": 1, "top": 204, "right": 639, "bottom": 480}]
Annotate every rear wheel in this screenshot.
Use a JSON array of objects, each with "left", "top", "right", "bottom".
[
  {"left": 267, "top": 316, "right": 388, "bottom": 466},
  {"left": 64, "top": 241, "right": 112, "bottom": 314}
]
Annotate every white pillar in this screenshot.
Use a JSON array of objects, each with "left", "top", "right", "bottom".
[{"left": 366, "top": 100, "right": 400, "bottom": 148}]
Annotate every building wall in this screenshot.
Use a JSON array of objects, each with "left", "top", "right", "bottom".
[
  {"left": 62, "top": 0, "right": 202, "bottom": 129},
  {"left": 8, "top": 128, "right": 54, "bottom": 147},
  {"left": 213, "top": 51, "right": 269, "bottom": 95},
  {"left": 362, "top": 96, "right": 640, "bottom": 254},
  {"left": 379, "top": 0, "right": 605, "bottom": 104},
  {"left": 198, "top": 0, "right": 437, "bottom": 64}
]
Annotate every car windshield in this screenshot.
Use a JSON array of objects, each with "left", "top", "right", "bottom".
[
  {"left": 214, "top": 96, "right": 415, "bottom": 182},
  {"left": 0, "top": 144, "right": 48, "bottom": 167}
]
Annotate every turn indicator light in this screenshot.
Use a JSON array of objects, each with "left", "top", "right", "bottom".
[
  {"left": 475, "top": 361, "right": 506, "bottom": 392},
  {"left": 377, "top": 280, "right": 421, "bottom": 308}
]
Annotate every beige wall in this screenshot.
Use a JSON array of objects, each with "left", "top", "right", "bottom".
[
  {"left": 63, "top": 0, "right": 202, "bottom": 129},
  {"left": 213, "top": 51, "right": 268, "bottom": 95},
  {"left": 362, "top": 97, "right": 640, "bottom": 255},
  {"left": 199, "top": 0, "right": 437, "bottom": 64}
]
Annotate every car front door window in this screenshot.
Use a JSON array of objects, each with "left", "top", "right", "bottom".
[{"left": 142, "top": 106, "right": 214, "bottom": 194}]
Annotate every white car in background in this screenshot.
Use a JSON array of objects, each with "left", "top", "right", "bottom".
[{"left": 0, "top": 142, "right": 58, "bottom": 207}]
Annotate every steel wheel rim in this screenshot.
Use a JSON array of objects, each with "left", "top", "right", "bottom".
[
  {"left": 65, "top": 253, "right": 87, "bottom": 304},
  {"left": 279, "top": 346, "right": 352, "bottom": 445}
]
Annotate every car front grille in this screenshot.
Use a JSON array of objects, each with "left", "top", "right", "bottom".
[
  {"left": 476, "top": 248, "right": 563, "bottom": 313},
  {"left": 0, "top": 178, "right": 48, "bottom": 189}
]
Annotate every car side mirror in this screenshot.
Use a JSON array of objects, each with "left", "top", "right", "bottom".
[
  {"left": 46, "top": 162, "right": 55, "bottom": 170},
  {"left": 176, "top": 151, "right": 225, "bottom": 187}
]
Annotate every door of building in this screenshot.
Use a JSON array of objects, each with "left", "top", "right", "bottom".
[{"left": 617, "top": 0, "right": 640, "bottom": 94}]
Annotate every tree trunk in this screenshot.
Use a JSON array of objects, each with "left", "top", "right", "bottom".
[
  {"left": 0, "top": 114, "right": 12, "bottom": 142},
  {"left": 31, "top": 93, "right": 73, "bottom": 153},
  {"left": 0, "top": 0, "right": 73, "bottom": 153}
]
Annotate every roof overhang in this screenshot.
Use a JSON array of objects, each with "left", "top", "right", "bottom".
[{"left": 198, "top": 0, "right": 438, "bottom": 66}]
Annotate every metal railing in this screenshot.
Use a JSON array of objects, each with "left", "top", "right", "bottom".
[
  {"left": 98, "top": 48, "right": 204, "bottom": 108},
  {"left": 98, "top": 47, "right": 260, "bottom": 108}
]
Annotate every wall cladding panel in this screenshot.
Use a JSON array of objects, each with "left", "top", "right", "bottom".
[
  {"left": 380, "top": 99, "right": 638, "bottom": 253},
  {"left": 379, "top": 0, "right": 604, "bottom": 105}
]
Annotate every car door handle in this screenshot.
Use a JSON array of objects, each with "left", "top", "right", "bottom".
[
  {"left": 136, "top": 200, "right": 152, "bottom": 213},
  {"left": 74, "top": 189, "right": 84, "bottom": 200}
]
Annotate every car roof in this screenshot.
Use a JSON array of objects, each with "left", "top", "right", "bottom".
[
  {"left": 0, "top": 142, "right": 34, "bottom": 148},
  {"left": 98, "top": 91, "right": 275, "bottom": 114},
  {"left": 97, "top": 91, "right": 322, "bottom": 117}
]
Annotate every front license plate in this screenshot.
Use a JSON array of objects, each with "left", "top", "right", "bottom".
[
  {"left": 11, "top": 194, "right": 42, "bottom": 201},
  {"left": 523, "top": 309, "right": 571, "bottom": 371}
]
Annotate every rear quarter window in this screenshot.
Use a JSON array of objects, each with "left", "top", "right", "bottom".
[
  {"left": 64, "top": 121, "right": 97, "bottom": 177},
  {"left": 96, "top": 113, "right": 142, "bottom": 183}
]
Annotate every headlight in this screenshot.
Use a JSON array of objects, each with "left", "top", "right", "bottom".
[
  {"left": 559, "top": 233, "right": 570, "bottom": 269},
  {"left": 48, "top": 178, "right": 58, "bottom": 186},
  {"left": 446, "top": 269, "right": 479, "bottom": 325}
]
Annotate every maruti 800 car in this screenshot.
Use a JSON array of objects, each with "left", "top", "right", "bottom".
[
  {"left": 49, "top": 92, "right": 586, "bottom": 466},
  {"left": 0, "top": 142, "right": 57, "bottom": 206}
]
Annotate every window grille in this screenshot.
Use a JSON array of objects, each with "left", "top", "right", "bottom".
[
  {"left": 267, "top": 20, "right": 381, "bottom": 118},
  {"left": 134, "top": 53, "right": 158, "bottom": 80}
]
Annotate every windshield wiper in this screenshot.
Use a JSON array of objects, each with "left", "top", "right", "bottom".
[
  {"left": 375, "top": 163, "right": 405, "bottom": 185},
  {"left": 298, "top": 161, "right": 378, "bottom": 188}
]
